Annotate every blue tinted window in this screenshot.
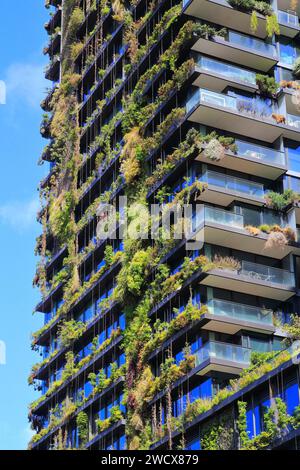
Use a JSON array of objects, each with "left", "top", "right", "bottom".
[
  {"left": 119, "top": 435, "right": 126, "bottom": 450},
  {"left": 246, "top": 408, "right": 255, "bottom": 439},
  {"left": 186, "top": 438, "right": 201, "bottom": 450},
  {"left": 286, "top": 143, "right": 300, "bottom": 173},
  {"left": 199, "top": 378, "right": 212, "bottom": 399},
  {"left": 119, "top": 313, "right": 126, "bottom": 330},
  {"left": 285, "top": 383, "right": 299, "bottom": 415}
]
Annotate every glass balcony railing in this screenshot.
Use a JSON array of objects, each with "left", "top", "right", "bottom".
[
  {"left": 287, "top": 113, "right": 300, "bottom": 129},
  {"left": 227, "top": 31, "right": 277, "bottom": 57},
  {"left": 239, "top": 261, "right": 295, "bottom": 288},
  {"left": 235, "top": 139, "right": 286, "bottom": 166},
  {"left": 195, "top": 341, "right": 251, "bottom": 367},
  {"left": 196, "top": 206, "right": 290, "bottom": 233},
  {"left": 195, "top": 54, "right": 257, "bottom": 85},
  {"left": 207, "top": 299, "right": 274, "bottom": 325},
  {"left": 199, "top": 170, "right": 265, "bottom": 199},
  {"left": 278, "top": 10, "right": 299, "bottom": 26},
  {"left": 202, "top": 206, "right": 244, "bottom": 229},
  {"left": 186, "top": 88, "right": 273, "bottom": 119}
]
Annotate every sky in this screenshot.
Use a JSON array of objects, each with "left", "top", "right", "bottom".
[{"left": 0, "top": 1, "right": 50, "bottom": 449}]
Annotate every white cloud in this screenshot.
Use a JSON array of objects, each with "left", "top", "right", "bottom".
[
  {"left": 0, "top": 198, "right": 39, "bottom": 231},
  {"left": 4, "top": 62, "right": 46, "bottom": 109}
]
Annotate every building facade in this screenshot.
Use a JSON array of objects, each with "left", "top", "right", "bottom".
[{"left": 29, "top": 0, "right": 300, "bottom": 450}]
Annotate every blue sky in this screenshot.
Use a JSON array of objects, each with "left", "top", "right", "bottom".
[{"left": 0, "top": 1, "right": 50, "bottom": 449}]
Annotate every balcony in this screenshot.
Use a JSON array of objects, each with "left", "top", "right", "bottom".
[
  {"left": 190, "top": 206, "right": 298, "bottom": 259},
  {"left": 186, "top": 88, "right": 300, "bottom": 142},
  {"left": 183, "top": 0, "right": 268, "bottom": 38},
  {"left": 196, "top": 170, "right": 265, "bottom": 206},
  {"left": 45, "top": 55, "right": 60, "bottom": 81},
  {"left": 278, "top": 0, "right": 300, "bottom": 18},
  {"left": 196, "top": 137, "right": 286, "bottom": 179},
  {"left": 195, "top": 340, "right": 251, "bottom": 376},
  {"left": 200, "top": 260, "right": 295, "bottom": 301},
  {"left": 193, "top": 54, "right": 257, "bottom": 93},
  {"left": 192, "top": 29, "right": 278, "bottom": 72},
  {"left": 201, "top": 299, "right": 275, "bottom": 334},
  {"left": 277, "top": 10, "right": 300, "bottom": 38}
]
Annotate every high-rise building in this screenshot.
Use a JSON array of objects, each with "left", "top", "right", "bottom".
[{"left": 29, "top": 0, "right": 300, "bottom": 450}]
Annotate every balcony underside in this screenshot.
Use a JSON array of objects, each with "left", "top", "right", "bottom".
[
  {"left": 184, "top": 0, "right": 268, "bottom": 39},
  {"left": 192, "top": 37, "right": 277, "bottom": 72},
  {"left": 196, "top": 356, "right": 249, "bottom": 376},
  {"left": 200, "top": 269, "right": 295, "bottom": 301},
  {"left": 196, "top": 185, "right": 264, "bottom": 207},
  {"left": 279, "top": 20, "right": 300, "bottom": 38},
  {"left": 193, "top": 224, "right": 298, "bottom": 259},
  {"left": 188, "top": 99, "right": 300, "bottom": 143},
  {"left": 195, "top": 148, "right": 286, "bottom": 180},
  {"left": 200, "top": 313, "right": 275, "bottom": 335}
]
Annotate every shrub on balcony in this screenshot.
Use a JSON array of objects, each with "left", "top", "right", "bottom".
[
  {"left": 265, "top": 189, "right": 300, "bottom": 210},
  {"left": 69, "top": 7, "right": 85, "bottom": 38},
  {"left": 203, "top": 139, "right": 226, "bottom": 161},
  {"left": 76, "top": 412, "right": 89, "bottom": 447},
  {"left": 228, "top": 0, "right": 273, "bottom": 17},
  {"left": 58, "top": 319, "right": 86, "bottom": 348},
  {"left": 293, "top": 57, "right": 300, "bottom": 78},
  {"left": 264, "top": 230, "right": 288, "bottom": 250},
  {"left": 120, "top": 127, "right": 143, "bottom": 184},
  {"left": 212, "top": 255, "right": 241, "bottom": 272},
  {"left": 266, "top": 13, "right": 280, "bottom": 37},
  {"left": 256, "top": 74, "right": 278, "bottom": 98},
  {"left": 70, "top": 42, "right": 84, "bottom": 60}
]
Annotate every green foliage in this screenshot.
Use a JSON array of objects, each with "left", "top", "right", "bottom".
[
  {"left": 237, "top": 401, "right": 251, "bottom": 448},
  {"left": 256, "top": 74, "right": 278, "bottom": 97},
  {"left": 293, "top": 57, "right": 300, "bottom": 78},
  {"left": 58, "top": 320, "right": 86, "bottom": 348},
  {"left": 110, "top": 405, "right": 123, "bottom": 423},
  {"left": 76, "top": 412, "right": 89, "bottom": 447},
  {"left": 266, "top": 13, "right": 280, "bottom": 37},
  {"left": 250, "top": 10, "right": 258, "bottom": 32},
  {"left": 104, "top": 244, "right": 114, "bottom": 265},
  {"left": 282, "top": 313, "right": 300, "bottom": 346},
  {"left": 201, "top": 412, "right": 234, "bottom": 450},
  {"left": 265, "top": 189, "right": 300, "bottom": 210}
]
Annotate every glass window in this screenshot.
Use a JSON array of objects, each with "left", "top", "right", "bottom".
[
  {"left": 186, "top": 438, "right": 201, "bottom": 450},
  {"left": 278, "top": 38, "right": 299, "bottom": 65},
  {"left": 284, "top": 383, "right": 300, "bottom": 415},
  {"left": 286, "top": 141, "right": 300, "bottom": 173},
  {"left": 286, "top": 175, "right": 300, "bottom": 192}
]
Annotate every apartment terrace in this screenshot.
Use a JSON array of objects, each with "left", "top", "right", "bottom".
[
  {"left": 200, "top": 260, "right": 295, "bottom": 301},
  {"left": 187, "top": 88, "right": 300, "bottom": 143},
  {"left": 184, "top": 0, "right": 300, "bottom": 39},
  {"left": 190, "top": 205, "right": 300, "bottom": 259}
]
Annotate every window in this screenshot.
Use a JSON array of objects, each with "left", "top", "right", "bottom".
[
  {"left": 278, "top": 38, "right": 300, "bottom": 65},
  {"left": 246, "top": 398, "right": 270, "bottom": 438},
  {"left": 286, "top": 141, "right": 300, "bottom": 173},
  {"left": 284, "top": 383, "right": 300, "bottom": 415},
  {"left": 186, "top": 437, "right": 201, "bottom": 450}
]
